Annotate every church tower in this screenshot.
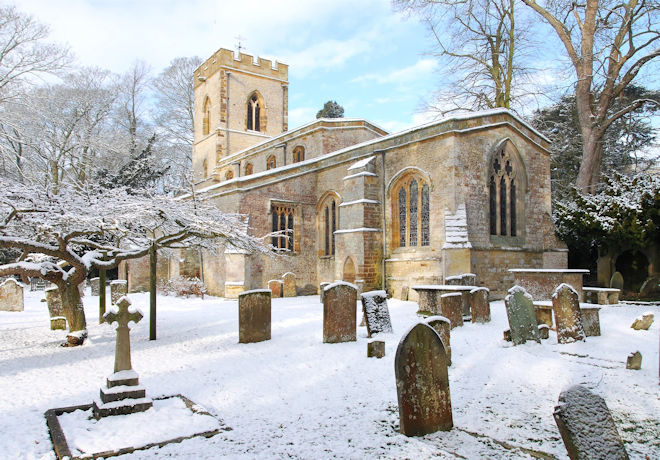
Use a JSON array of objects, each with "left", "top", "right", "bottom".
[{"left": 192, "top": 48, "right": 289, "bottom": 184}]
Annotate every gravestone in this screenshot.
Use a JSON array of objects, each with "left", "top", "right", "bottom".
[
  {"left": 110, "top": 280, "right": 128, "bottom": 305},
  {"left": 268, "top": 279, "right": 283, "bottom": 298},
  {"left": 469, "top": 287, "right": 490, "bottom": 323},
  {"left": 610, "top": 271, "right": 624, "bottom": 290},
  {"left": 0, "top": 278, "right": 24, "bottom": 312},
  {"left": 319, "top": 282, "right": 330, "bottom": 303},
  {"left": 323, "top": 281, "right": 357, "bottom": 343},
  {"left": 440, "top": 292, "right": 463, "bottom": 328},
  {"left": 534, "top": 304, "right": 554, "bottom": 328},
  {"left": 367, "top": 340, "right": 385, "bottom": 358},
  {"left": 626, "top": 351, "right": 641, "bottom": 370},
  {"left": 94, "top": 297, "right": 153, "bottom": 418},
  {"left": 504, "top": 286, "right": 541, "bottom": 345},
  {"left": 400, "top": 284, "right": 409, "bottom": 301},
  {"left": 503, "top": 329, "right": 511, "bottom": 341},
  {"left": 552, "top": 284, "right": 586, "bottom": 344},
  {"left": 639, "top": 276, "right": 660, "bottom": 299},
  {"left": 395, "top": 323, "right": 452, "bottom": 436},
  {"left": 45, "top": 286, "right": 66, "bottom": 330},
  {"left": 90, "top": 277, "right": 100, "bottom": 296},
  {"left": 538, "top": 324, "right": 550, "bottom": 340},
  {"left": 238, "top": 289, "right": 271, "bottom": 343},
  {"left": 630, "top": 313, "right": 654, "bottom": 330},
  {"left": 360, "top": 290, "right": 393, "bottom": 337},
  {"left": 580, "top": 307, "right": 601, "bottom": 337},
  {"left": 282, "top": 272, "right": 296, "bottom": 297},
  {"left": 553, "top": 385, "right": 629, "bottom": 460},
  {"left": 425, "top": 316, "right": 452, "bottom": 366},
  {"left": 445, "top": 275, "right": 462, "bottom": 286}
]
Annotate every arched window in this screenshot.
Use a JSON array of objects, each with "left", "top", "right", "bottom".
[
  {"left": 244, "top": 162, "right": 253, "bottom": 176},
  {"left": 292, "top": 145, "right": 305, "bottom": 163},
  {"left": 489, "top": 141, "right": 525, "bottom": 238},
  {"left": 247, "top": 92, "right": 261, "bottom": 131},
  {"left": 393, "top": 174, "right": 430, "bottom": 248},
  {"left": 202, "top": 97, "right": 211, "bottom": 135},
  {"left": 266, "top": 155, "right": 276, "bottom": 170},
  {"left": 318, "top": 193, "right": 339, "bottom": 257},
  {"left": 225, "top": 170, "right": 234, "bottom": 180},
  {"left": 271, "top": 205, "right": 295, "bottom": 251}
]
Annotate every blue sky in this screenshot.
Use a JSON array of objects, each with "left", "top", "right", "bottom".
[{"left": 17, "top": 0, "right": 440, "bottom": 133}]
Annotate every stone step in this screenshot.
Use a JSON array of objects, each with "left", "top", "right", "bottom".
[
  {"left": 93, "top": 397, "right": 153, "bottom": 418},
  {"left": 100, "top": 384, "right": 146, "bottom": 403},
  {"left": 107, "top": 369, "right": 139, "bottom": 388}
]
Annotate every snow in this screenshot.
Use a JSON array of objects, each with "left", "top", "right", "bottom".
[
  {"left": 0, "top": 289, "right": 658, "bottom": 459},
  {"left": 442, "top": 204, "right": 472, "bottom": 249},
  {"left": 347, "top": 155, "right": 376, "bottom": 170}
]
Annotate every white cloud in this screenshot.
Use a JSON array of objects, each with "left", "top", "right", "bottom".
[
  {"left": 288, "top": 107, "right": 317, "bottom": 129},
  {"left": 352, "top": 59, "right": 438, "bottom": 85}
]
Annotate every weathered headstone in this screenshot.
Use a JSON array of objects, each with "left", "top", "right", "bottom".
[
  {"left": 0, "top": 278, "right": 24, "bottom": 312},
  {"left": 360, "top": 290, "right": 393, "bottom": 337},
  {"left": 45, "top": 286, "right": 66, "bottom": 330},
  {"left": 534, "top": 304, "right": 554, "bottom": 328},
  {"left": 282, "top": 272, "right": 296, "bottom": 297},
  {"left": 90, "top": 277, "right": 100, "bottom": 296},
  {"left": 94, "top": 296, "right": 153, "bottom": 418},
  {"left": 610, "top": 271, "right": 624, "bottom": 290},
  {"left": 440, "top": 292, "right": 463, "bottom": 329},
  {"left": 319, "top": 282, "right": 330, "bottom": 303},
  {"left": 367, "top": 340, "right": 385, "bottom": 358},
  {"left": 268, "top": 279, "right": 283, "bottom": 298},
  {"left": 462, "top": 273, "right": 476, "bottom": 286},
  {"left": 238, "top": 289, "right": 271, "bottom": 343},
  {"left": 504, "top": 286, "right": 541, "bottom": 345},
  {"left": 469, "top": 287, "right": 490, "bottom": 323},
  {"left": 445, "top": 275, "right": 462, "bottom": 286},
  {"left": 630, "top": 313, "right": 654, "bottom": 331},
  {"left": 552, "top": 284, "right": 586, "bottom": 344},
  {"left": 553, "top": 385, "right": 629, "bottom": 460},
  {"left": 425, "top": 316, "right": 452, "bottom": 366},
  {"left": 538, "top": 324, "right": 550, "bottom": 340},
  {"left": 639, "top": 276, "right": 660, "bottom": 299},
  {"left": 323, "top": 281, "right": 357, "bottom": 343},
  {"left": 395, "top": 323, "right": 453, "bottom": 436},
  {"left": 580, "top": 307, "right": 601, "bottom": 337},
  {"left": 110, "top": 279, "right": 128, "bottom": 305},
  {"left": 626, "top": 351, "right": 642, "bottom": 370},
  {"left": 400, "top": 284, "right": 409, "bottom": 301}
]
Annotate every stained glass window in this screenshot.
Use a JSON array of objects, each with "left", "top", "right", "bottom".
[
  {"left": 398, "top": 187, "right": 407, "bottom": 247},
  {"left": 421, "top": 184, "right": 430, "bottom": 246},
  {"left": 331, "top": 200, "right": 336, "bottom": 255},
  {"left": 409, "top": 179, "right": 418, "bottom": 246}
]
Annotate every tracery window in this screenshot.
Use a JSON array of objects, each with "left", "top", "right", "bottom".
[
  {"left": 202, "top": 97, "right": 211, "bottom": 135},
  {"left": 245, "top": 162, "right": 253, "bottom": 175},
  {"left": 318, "top": 193, "right": 339, "bottom": 257},
  {"left": 271, "top": 205, "right": 295, "bottom": 251},
  {"left": 292, "top": 145, "right": 305, "bottom": 163},
  {"left": 394, "top": 175, "right": 430, "bottom": 248},
  {"left": 225, "top": 170, "right": 233, "bottom": 180},
  {"left": 489, "top": 142, "right": 523, "bottom": 237},
  {"left": 247, "top": 92, "right": 261, "bottom": 131},
  {"left": 266, "top": 155, "right": 276, "bottom": 170}
]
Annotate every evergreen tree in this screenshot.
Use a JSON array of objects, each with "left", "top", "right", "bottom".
[{"left": 316, "top": 101, "right": 344, "bottom": 119}]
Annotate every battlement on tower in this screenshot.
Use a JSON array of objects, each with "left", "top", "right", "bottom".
[{"left": 194, "top": 48, "right": 288, "bottom": 88}]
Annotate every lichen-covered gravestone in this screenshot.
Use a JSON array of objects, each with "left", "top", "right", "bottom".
[
  {"left": 323, "top": 281, "right": 357, "bottom": 343},
  {"left": 367, "top": 340, "right": 385, "bottom": 358},
  {"left": 552, "top": 284, "right": 586, "bottom": 344},
  {"left": 580, "top": 307, "right": 601, "bottom": 337},
  {"left": 238, "top": 289, "right": 271, "bottom": 343},
  {"left": 610, "top": 271, "right": 624, "bottom": 290},
  {"left": 90, "top": 277, "right": 100, "bottom": 296},
  {"left": 553, "top": 385, "right": 629, "bottom": 460},
  {"left": 0, "top": 278, "right": 24, "bottom": 312},
  {"left": 110, "top": 279, "right": 128, "bottom": 305},
  {"left": 469, "top": 287, "right": 490, "bottom": 323},
  {"left": 268, "top": 279, "right": 283, "bottom": 298},
  {"left": 395, "top": 323, "right": 452, "bottom": 436},
  {"left": 45, "top": 286, "right": 67, "bottom": 330},
  {"left": 504, "top": 286, "right": 541, "bottom": 345},
  {"left": 425, "top": 316, "right": 452, "bottom": 366},
  {"left": 360, "top": 290, "right": 393, "bottom": 337},
  {"left": 440, "top": 292, "right": 463, "bottom": 328},
  {"left": 626, "top": 351, "right": 642, "bottom": 370},
  {"left": 282, "top": 272, "right": 296, "bottom": 297},
  {"left": 630, "top": 313, "right": 654, "bottom": 330}
]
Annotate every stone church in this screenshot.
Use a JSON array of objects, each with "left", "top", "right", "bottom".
[{"left": 126, "top": 47, "right": 567, "bottom": 299}]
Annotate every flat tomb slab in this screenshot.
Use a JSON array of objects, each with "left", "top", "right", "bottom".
[{"left": 45, "top": 395, "right": 229, "bottom": 459}]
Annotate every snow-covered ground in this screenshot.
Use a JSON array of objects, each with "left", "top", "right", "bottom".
[{"left": 0, "top": 289, "right": 658, "bottom": 459}]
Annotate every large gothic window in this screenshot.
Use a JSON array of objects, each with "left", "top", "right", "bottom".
[
  {"left": 247, "top": 92, "right": 261, "bottom": 131},
  {"left": 318, "top": 193, "right": 339, "bottom": 257},
  {"left": 393, "top": 174, "right": 430, "bottom": 248},
  {"left": 271, "top": 205, "right": 295, "bottom": 251},
  {"left": 489, "top": 142, "right": 524, "bottom": 238},
  {"left": 202, "top": 97, "right": 211, "bottom": 135}
]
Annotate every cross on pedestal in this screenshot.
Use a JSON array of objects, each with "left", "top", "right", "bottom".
[{"left": 103, "top": 296, "right": 143, "bottom": 374}]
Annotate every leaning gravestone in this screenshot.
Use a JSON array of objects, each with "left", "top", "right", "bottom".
[
  {"left": 45, "top": 286, "right": 66, "bottom": 330},
  {"left": 580, "top": 307, "right": 601, "bottom": 337},
  {"left": 504, "top": 286, "right": 541, "bottom": 345},
  {"left": 395, "top": 323, "right": 453, "bottom": 436},
  {"left": 110, "top": 280, "right": 128, "bottom": 305},
  {"left": 425, "top": 316, "right": 452, "bottom": 366},
  {"left": 268, "top": 279, "right": 283, "bottom": 298},
  {"left": 282, "top": 272, "right": 296, "bottom": 297},
  {"left": 90, "top": 277, "right": 100, "bottom": 296},
  {"left": 238, "top": 289, "right": 271, "bottom": 343},
  {"left": 552, "top": 284, "right": 586, "bottom": 344},
  {"left": 553, "top": 385, "right": 629, "bottom": 460},
  {"left": 0, "top": 278, "right": 24, "bottom": 312},
  {"left": 367, "top": 340, "right": 385, "bottom": 358},
  {"left": 360, "top": 290, "right": 393, "bottom": 337},
  {"left": 626, "top": 351, "right": 642, "bottom": 370},
  {"left": 323, "top": 281, "right": 357, "bottom": 343},
  {"left": 470, "top": 287, "right": 490, "bottom": 323},
  {"left": 630, "top": 313, "right": 654, "bottom": 330},
  {"left": 610, "top": 271, "right": 624, "bottom": 290},
  {"left": 440, "top": 292, "right": 463, "bottom": 328}
]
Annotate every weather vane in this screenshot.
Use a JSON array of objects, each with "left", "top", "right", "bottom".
[{"left": 235, "top": 35, "right": 246, "bottom": 53}]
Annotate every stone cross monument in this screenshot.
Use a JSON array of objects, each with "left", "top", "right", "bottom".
[{"left": 93, "top": 296, "right": 153, "bottom": 418}]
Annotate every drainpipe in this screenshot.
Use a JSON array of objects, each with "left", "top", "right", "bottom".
[
  {"left": 375, "top": 149, "right": 387, "bottom": 291},
  {"left": 225, "top": 72, "right": 231, "bottom": 157}
]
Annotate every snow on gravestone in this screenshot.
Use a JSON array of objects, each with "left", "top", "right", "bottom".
[
  {"left": 504, "top": 286, "right": 541, "bottom": 345},
  {"left": 553, "top": 385, "right": 629, "bottom": 460},
  {"left": 469, "top": 287, "right": 490, "bottom": 323},
  {"left": 238, "top": 289, "right": 271, "bottom": 344},
  {"left": 360, "top": 290, "right": 393, "bottom": 337},
  {"left": 552, "top": 284, "right": 586, "bottom": 344},
  {"left": 323, "top": 281, "right": 357, "bottom": 343},
  {"left": 440, "top": 292, "right": 463, "bottom": 328},
  {"left": 395, "top": 323, "right": 452, "bottom": 436},
  {"left": 0, "top": 278, "right": 23, "bottom": 312},
  {"left": 425, "top": 316, "right": 452, "bottom": 366}
]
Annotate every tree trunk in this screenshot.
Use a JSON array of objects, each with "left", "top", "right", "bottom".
[
  {"left": 576, "top": 129, "right": 604, "bottom": 193},
  {"left": 59, "top": 282, "right": 87, "bottom": 334}
]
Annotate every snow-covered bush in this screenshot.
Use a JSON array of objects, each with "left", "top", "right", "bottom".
[{"left": 158, "top": 276, "right": 206, "bottom": 298}]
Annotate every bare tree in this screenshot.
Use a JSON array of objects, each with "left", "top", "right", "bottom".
[
  {"left": 395, "top": 0, "right": 536, "bottom": 114},
  {"left": 115, "top": 60, "right": 152, "bottom": 155},
  {"left": 521, "top": 0, "right": 660, "bottom": 193}
]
